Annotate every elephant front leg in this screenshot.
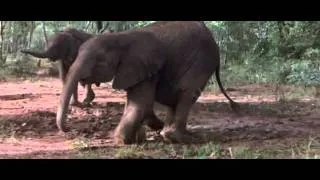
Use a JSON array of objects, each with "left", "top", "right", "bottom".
[
  {"left": 83, "top": 84, "right": 95, "bottom": 107},
  {"left": 114, "top": 80, "right": 157, "bottom": 145},
  {"left": 114, "top": 104, "right": 146, "bottom": 145},
  {"left": 69, "top": 83, "right": 81, "bottom": 106}
]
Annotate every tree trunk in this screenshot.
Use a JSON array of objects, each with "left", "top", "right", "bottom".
[
  {"left": 96, "top": 21, "right": 103, "bottom": 33},
  {"left": 41, "top": 21, "right": 48, "bottom": 46},
  {"left": 23, "top": 22, "right": 30, "bottom": 49},
  {"left": 0, "top": 21, "right": 6, "bottom": 65},
  {"left": 28, "top": 21, "right": 35, "bottom": 48},
  {"left": 39, "top": 21, "right": 48, "bottom": 67},
  {"left": 277, "top": 21, "right": 291, "bottom": 58},
  {"left": 85, "top": 21, "right": 92, "bottom": 31},
  {"left": 315, "top": 85, "right": 320, "bottom": 98},
  {"left": 6, "top": 22, "right": 12, "bottom": 54},
  {"left": 277, "top": 21, "right": 285, "bottom": 41}
]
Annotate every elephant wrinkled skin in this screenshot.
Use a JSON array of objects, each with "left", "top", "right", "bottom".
[{"left": 56, "top": 21, "right": 239, "bottom": 144}]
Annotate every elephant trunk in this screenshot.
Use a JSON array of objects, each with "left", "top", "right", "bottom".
[
  {"left": 56, "top": 64, "right": 81, "bottom": 132},
  {"left": 20, "top": 50, "right": 49, "bottom": 59}
]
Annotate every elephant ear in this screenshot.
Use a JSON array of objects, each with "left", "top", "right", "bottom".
[{"left": 112, "top": 39, "right": 167, "bottom": 90}]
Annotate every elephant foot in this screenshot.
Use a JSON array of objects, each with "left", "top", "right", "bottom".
[
  {"left": 57, "top": 127, "right": 71, "bottom": 138},
  {"left": 160, "top": 126, "right": 202, "bottom": 144},
  {"left": 57, "top": 129, "right": 77, "bottom": 140},
  {"left": 82, "top": 97, "right": 94, "bottom": 107},
  {"left": 57, "top": 130, "right": 69, "bottom": 137},
  {"left": 70, "top": 99, "right": 82, "bottom": 107},
  {"left": 114, "top": 125, "right": 147, "bottom": 145},
  {"left": 83, "top": 91, "right": 95, "bottom": 107},
  {"left": 56, "top": 120, "right": 72, "bottom": 133},
  {"left": 82, "top": 100, "right": 92, "bottom": 107}
]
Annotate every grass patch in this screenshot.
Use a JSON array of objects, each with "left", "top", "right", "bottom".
[
  {"left": 0, "top": 55, "right": 58, "bottom": 82},
  {"left": 231, "top": 147, "right": 264, "bottom": 159},
  {"left": 179, "top": 138, "right": 319, "bottom": 159},
  {"left": 70, "top": 137, "right": 91, "bottom": 150},
  {"left": 2, "top": 138, "right": 318, "bottom": 159},
  {"left": 275, "top": 85, "right": 318, "bottom": 101},
  {"left": 290, "top": 137, "right": 320, "bottom": 159},
  {"left": 115, "top": 145, "right": 148, "bottom": 159},
  {"left": 183, "top": 142, "right": 223, "bottom": 159}
]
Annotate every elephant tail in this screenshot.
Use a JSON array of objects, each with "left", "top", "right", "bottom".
[{"left": 215, "top": 64, "right": 240, "bottom": 113}]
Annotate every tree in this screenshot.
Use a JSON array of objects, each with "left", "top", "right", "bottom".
[{"left": 0, "top": 21, "right": 6, "bottom": 64}]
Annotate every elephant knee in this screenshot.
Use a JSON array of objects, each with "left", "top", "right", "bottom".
[
  {"left": 192, "top": 88, "right": 202, "bottom": 102},
  {"left": 180, "top": 88, "right": 202, "bottom": 103},
  {"left": 119, "top": 105, "right": 145, "bottom": 132}
]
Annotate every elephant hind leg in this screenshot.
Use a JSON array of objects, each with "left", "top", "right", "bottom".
[
  {"left": 160, "top": 89, "right": 202, "bottom": 144},
  {"left": 83, "top": 84, "right": 95, "bottom": 106}
]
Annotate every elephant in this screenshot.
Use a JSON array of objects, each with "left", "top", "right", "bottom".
[
  {"left": 20, "top": 28, "right": 111, "bottom": 106},
  {"left": 56, "top": 21, "right": 239, "bottom": 145}
]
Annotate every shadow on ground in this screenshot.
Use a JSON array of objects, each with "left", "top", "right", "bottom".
[{"left": 0, "top": 93, "right": 37, "bottom": 101}]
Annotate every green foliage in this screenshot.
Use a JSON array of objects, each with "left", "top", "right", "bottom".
[
  {"left": 287, "top": 60, "right": 320, "bottom": 86},
  {"left": 0, "top": 21, "right": 319, "bottom": 88},
  {"left": 204, "top": 21, "right": 320, "bottom": 90},
  {"left": 0, "top": 55, "right": 37, "bottom": 78}
]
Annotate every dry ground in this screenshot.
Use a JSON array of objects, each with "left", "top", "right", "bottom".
[{"left": 0, "top": 77, "right": 319, "bottom": 159}]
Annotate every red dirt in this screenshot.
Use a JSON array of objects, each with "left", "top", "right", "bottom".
[{"left": 0, "top": 78, "right": 319, "bottom": 158}]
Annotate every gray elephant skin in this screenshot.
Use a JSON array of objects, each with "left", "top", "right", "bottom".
[
  {"left": 20, "top": 28, "right": 108, "bottom": 106},
  {"left": 56, "top": 21, "right": 239, "bottom": 145}
]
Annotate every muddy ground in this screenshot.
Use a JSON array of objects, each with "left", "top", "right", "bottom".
[{"left": 0, "top": 77, "right": 319, "bottom": 159}]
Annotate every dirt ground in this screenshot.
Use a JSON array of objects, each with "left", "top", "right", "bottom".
[{"left": 0, "top": 77, "right": 319, "bottom": 159}]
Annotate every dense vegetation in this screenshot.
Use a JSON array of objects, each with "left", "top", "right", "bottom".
[{"left": 0, "top": 21, "right": 319, "bottom": 94}]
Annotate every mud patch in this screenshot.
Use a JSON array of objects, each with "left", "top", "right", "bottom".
[
  {"left": 0, "top": 93, "right": 36, "bottom": 101},
  {"left": 0, "top": 110, "right": 58, "bottom": 138},
  {"left": 0, "top": 78, "right": 319, "bottom": 158}
]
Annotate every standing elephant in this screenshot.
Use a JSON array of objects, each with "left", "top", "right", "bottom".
[
  {"left": 20, "top": 28, "right": 109, "bottom": 106},
  {"left": 56, "top": 21, "right": 239, "bottom": 144}
]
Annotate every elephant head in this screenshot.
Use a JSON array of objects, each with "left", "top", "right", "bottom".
[
  {"left": 20, "top": 28, "right": 93, "bottom": 63},
  {"left": 20, "top": 28, "right": 101, "bottom": 106},
  {"left": 56, "top": 31, "right": 168, "bottom": 132}
]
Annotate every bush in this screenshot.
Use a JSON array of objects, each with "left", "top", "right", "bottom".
[
  {"left": 0, "top": 53, "right": 38, "bottom": 78},
  {"left": 287, "top": 60, "right": 320, "bottom": 86}
]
